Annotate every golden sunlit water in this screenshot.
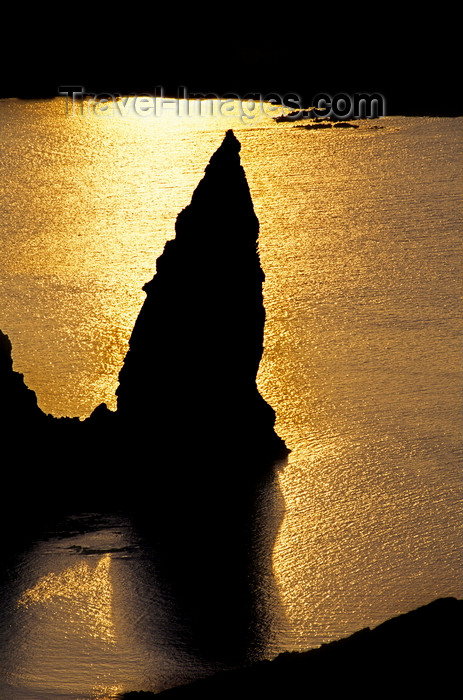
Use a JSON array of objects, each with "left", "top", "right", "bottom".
[{"left": 0, "top": 97, "right": 462, "bottom": 698}]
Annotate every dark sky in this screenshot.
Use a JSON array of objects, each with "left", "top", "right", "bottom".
[{"left": 2, "top": 12, "right": 460, "bottom": 115}]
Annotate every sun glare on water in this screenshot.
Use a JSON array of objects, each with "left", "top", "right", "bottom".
[{"left": 18, "top": 553, "right": 115, "bottom": 644}]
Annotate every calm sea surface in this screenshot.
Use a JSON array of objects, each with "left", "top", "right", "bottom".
[{"left": 0, "top": 98, "right": 462, "bottom": 698}]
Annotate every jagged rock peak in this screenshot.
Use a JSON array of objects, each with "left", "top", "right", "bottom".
[
  {"left": 196, "top": 129, "right": 244, "bottom": 187},
  {"left": 206, "top": 128, "right": 241, "bottom": 165},
  {"left": 156, "top": 129, "right": 258, "bottom": 257}
]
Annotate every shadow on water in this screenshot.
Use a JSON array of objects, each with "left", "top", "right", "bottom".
[{"left": 124, "top": 452, "right": 288, "bottom": 668}]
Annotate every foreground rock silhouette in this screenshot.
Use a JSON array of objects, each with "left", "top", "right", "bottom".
[{"left": 122, "top": 597, "right": 462, "bottom": 699}]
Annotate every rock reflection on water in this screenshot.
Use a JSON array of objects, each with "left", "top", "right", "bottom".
[{"left": 18, "top": 553, "right": 115, "bottom": 645}]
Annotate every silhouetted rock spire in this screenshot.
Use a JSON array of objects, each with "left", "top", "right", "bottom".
[{"left": 116, "top": 129, "right": 287, "bottom": 463}]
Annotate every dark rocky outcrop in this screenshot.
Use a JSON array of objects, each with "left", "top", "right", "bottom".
[
  {"left": 0, "top": 330, "right": 47, "bottom": 430},
  {"left": 0, "top": 330, "right": 83, "bottom": 550},
  {"left": 0, "top": 329, "right": 81, "bottom": 467},
  {"left": 121, "top": 597, "right": 463, "bottom": 699}
]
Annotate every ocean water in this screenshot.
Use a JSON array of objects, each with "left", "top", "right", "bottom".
[{"left": 0, "top": 98, "right": 461, "bottom": 698}]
